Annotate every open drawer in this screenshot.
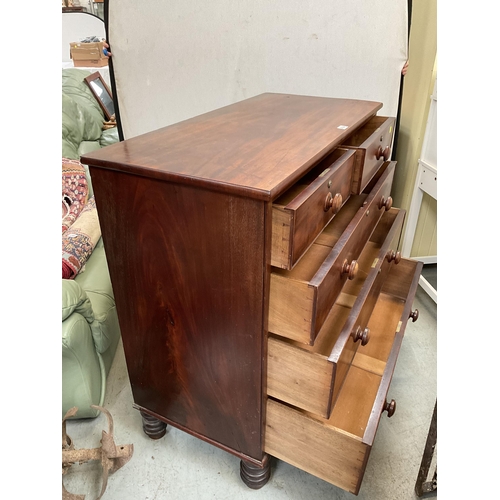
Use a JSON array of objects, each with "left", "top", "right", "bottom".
[
  {"left": 265, "top": 257, "right": 423, "bottom": 495},
  {"left": 267, "top": 208, "right": 405, "bottom": 418},
  {"left": 271, "top": 148, "right": 356, "bottom": 270},
  {"left": 268, "top": 161, "right": 395, "bottom": 345},
  {"left": 339, "top": 115, "right": 395, "bottom": 195}
]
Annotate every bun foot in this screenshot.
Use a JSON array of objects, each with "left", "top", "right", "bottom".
[
  {"left": 140, "top": 411, "right": 167, "bottom": 440},
  {"left": 240, "top": 454, "right": 271, "bottom": 489}
]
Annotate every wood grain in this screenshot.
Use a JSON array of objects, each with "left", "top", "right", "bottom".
[
  {"left": 266, "top": 208, "right": 405, "bottom": 418},
  {"left": 267, "top": 163, "right": 396, "bottom": 344},
  {"left": 340, "top": 116, "right": 396, "bottom": 194},
  {"left": 270, "top": 149, "right": 356, "bottom": 269},
  {"left": 89, "top": 167, "right": 268, "bottom": 461},
  {"left": 81, "top": 93, "right": 381, "bottom": 201},
  {"left": 310, "top": 162, "right": 396, "bottom": 340},
  {"left": 267, "top": 336, "right": 334, "bottom": 417},
  {"left": 265, "top": 398, "right": 368, "bottom": 495}
]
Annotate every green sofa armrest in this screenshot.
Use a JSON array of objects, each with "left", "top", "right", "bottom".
[
  {"left": 62, "top": 93, "right": 104, "bottom": 161},
  {"left": 62, "top": 68, "right": 106, "bottom": 125},
  {"left": 62, "top": 279, "right": 94, "bottom": 323},
  {"left": 62, "top": 277, "right": 114, "bottom": 354},
  {"left": 100, "top": 127, "right": 119, "bottom": 147}
]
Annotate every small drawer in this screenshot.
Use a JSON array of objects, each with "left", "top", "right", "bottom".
[
  {"left": 268, "top": 161, "right": 395, "bottom": 345},
  {"left": 271, "top": 149, "right": 356, "bottom": 270},
  {"left": 267, "top": 208, "right": 405, "bottom": 419},
  {"left": 265, "top": 257, "right": 423, "bottom": 495},
  {"left": 339, "top": 116, "right": 395, "bottom": 194}
]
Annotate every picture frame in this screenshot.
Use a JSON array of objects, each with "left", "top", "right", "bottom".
[{"left": 84, "top": 71, "right": 115, "bottom": 120}]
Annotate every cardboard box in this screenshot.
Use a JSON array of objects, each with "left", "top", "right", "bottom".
[{"left": 69, "top": 41, "right": 108, "bottom": 68}]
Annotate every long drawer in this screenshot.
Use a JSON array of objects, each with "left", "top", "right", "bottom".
[
  {"left": 271, "top": 148, "right": 356, "bottom": 270},
  {"left": 268, "top": 161, "right": 395, "bottom": 345},
  {"left": 264, "top": 257, "right": 423, "bottom": 495},
  {"left": 339, "top": 115, "right": 395, "bottom": 195},
  {"left": 267, "top": 208, "right": 405, "bottom": 418}
]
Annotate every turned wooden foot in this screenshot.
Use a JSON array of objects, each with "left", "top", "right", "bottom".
[
  {"left": 240, "top": 454, "right": 271, "bottom": 489},
  {"left": 140, "top": 411, "right": 167, "bottom": 440}
]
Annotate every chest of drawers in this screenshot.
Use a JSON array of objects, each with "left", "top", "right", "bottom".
[{"left": 81, "top": 93, "right": 422, "bottom": 495}]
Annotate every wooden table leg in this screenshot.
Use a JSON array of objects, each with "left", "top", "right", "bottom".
[
  {"left": 140, "top": 411, "right": 167, "bottom": 440},
  {"left": 240, "top": 453, "right": 271, "bottom": 489}
]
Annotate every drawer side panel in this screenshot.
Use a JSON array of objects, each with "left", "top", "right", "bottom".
[
  {"left": 267, "top": 336, "right": 333, "bottom": 417},
  {"left": 265, "top": 399, "right": 368, "bottom": 494}
]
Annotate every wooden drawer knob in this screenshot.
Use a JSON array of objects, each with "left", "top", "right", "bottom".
[
  {"left": 341, "top": 259, "right": 358, "bottom": 280},
  {"left": 324, "top": 192, "right": 343, "bottom": 214},
  {"left": 353, "top": 326, "right": 370, "bottom": 346},
  {"left": 383, "top": 399, "right": 396, "bottom": 418},
  {"left": 409, "top": 309, "right": 419, "bottom": 322},
  {"left": 378, "top": 195, "right": 393, "bottom": 211},
  {"left": 376, "top": 145, "right": 391, "bottom": 161},
  {"left": 386, "top": 250, "right": 401, "bottom": 264}
]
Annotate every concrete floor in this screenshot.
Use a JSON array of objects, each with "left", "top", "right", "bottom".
[{"left": 64, "top": 287, "right": 437, "bottom": 500}]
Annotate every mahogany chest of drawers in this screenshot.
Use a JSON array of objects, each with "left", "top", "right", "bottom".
[{"left": 81, "top": 93, "right": 422, "bottom": 495}]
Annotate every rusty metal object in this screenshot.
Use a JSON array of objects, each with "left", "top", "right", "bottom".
[
  {"left": 415, "top": 400, "right": 437, "bottom": 496},
  {"left": 62, "top": 405, "right": 134, "bottom": 500}
]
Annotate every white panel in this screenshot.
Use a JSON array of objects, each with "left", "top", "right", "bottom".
[
  {"left": 108, "top": 0, "right": 408, "bottom": 139},
  {"left": 418, "top": 161, "right": 437, "bottom": 199},
  {"left": 62, "top": 12, "right": 106, "bottom": 62}
]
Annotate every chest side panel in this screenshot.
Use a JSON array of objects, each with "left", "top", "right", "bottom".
[{"left": 90, "top": 167, "right": 268, "bottom": 461}]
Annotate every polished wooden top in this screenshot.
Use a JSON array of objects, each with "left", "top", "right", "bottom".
[{"left": 81, "top": 93, "right": 381, "bottom": 200}]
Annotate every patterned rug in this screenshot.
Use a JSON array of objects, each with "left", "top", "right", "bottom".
[
  {"left": 62, "top": 196, "right": 101, "bottom": 279},
  {"left": 62, "top": 157, "right": 88, "bottom": 233},
  {"left": 62, "top": 158, "right": 101, "bottom": 279}
]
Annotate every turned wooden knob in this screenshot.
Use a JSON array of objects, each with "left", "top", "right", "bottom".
[
  {"left": 409, "top": 309, "right": 419, "bottom": 322},
  {"left": 353, "top": 326, "right": 370, "bottom": 346},
  {"left": 378, "top": 195, "right": 393, "bottom": 211},
  {"left": 324, "top": 192, "right": 343, "bottom": 213},
  {"left": 341, "top": 259, "right": 358, "bottom": 280},
  {"left": 376, "top": 145, "right": 391, "bottom": 161},
  {"left": 383, "top": 399, "right": 396, "bottom": 418},
  {"left": 386, "top": 250, "right": 401, "bottom": 264}
]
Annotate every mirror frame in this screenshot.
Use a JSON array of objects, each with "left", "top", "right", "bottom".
[{"left": 84, "top": 71, "right": 115, "bottom": 120}]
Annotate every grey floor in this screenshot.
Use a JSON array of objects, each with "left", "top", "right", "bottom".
[{"left": 64, "top": 287, "right": 437, "bottom": 500}]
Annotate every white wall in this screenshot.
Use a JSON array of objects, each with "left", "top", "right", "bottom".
[{"left": 107, "top": 0, "right": 408, "bottom": 139}]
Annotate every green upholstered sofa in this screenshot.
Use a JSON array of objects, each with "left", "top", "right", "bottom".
[{"left": 62, "top": 68, "right": 121, "bottom": 419}]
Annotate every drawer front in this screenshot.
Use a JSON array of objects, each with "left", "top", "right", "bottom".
[
  {"left": 267, "top": 209, "right": 405, "bottom": 419},
  {"left": 327, "top": 208, "right": 405, "bottom": 412},
  {"left": 271, "top": 149, "right": 356, "bottom": 270},
  {"left": 310, "top": 160, "right": 395, "bottom": 340},
  {"left": 265, "top": 257, "right": 423, "bottom": 495},
  {"left": 340, "top": 116, "right": 395, "bottom": 194},
  {"left": 268, "top": 161, "right": 395, "bottom": 345}
]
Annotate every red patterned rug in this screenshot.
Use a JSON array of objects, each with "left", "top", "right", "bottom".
[
  {"left": 62, "top": 157, "right": 88, "bottom": 233},
  {"left": 62, "top": 158, "right": 101, "bottom": 279}
]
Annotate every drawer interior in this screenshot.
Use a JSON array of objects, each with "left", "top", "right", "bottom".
[
  {"left": 273, "top": 148, "right": 349, "bottom": 208},
  {"left": 272, "top": 193, "right": 368, "bottom": 283},
  {"left": 274, "top": 209, "right": 400, "bottom": 358},
  {"left": 268, "top": 162, "right": 395, "bottom": 344},
  {"left": 301, "top": 258, "right": 419, "bottom": 440},
  {"left": 341, "top": 116, "right": 390, "bottom": 148},
  {"left": 265, "top": 258, "right": 420, "bottom": 494}
]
